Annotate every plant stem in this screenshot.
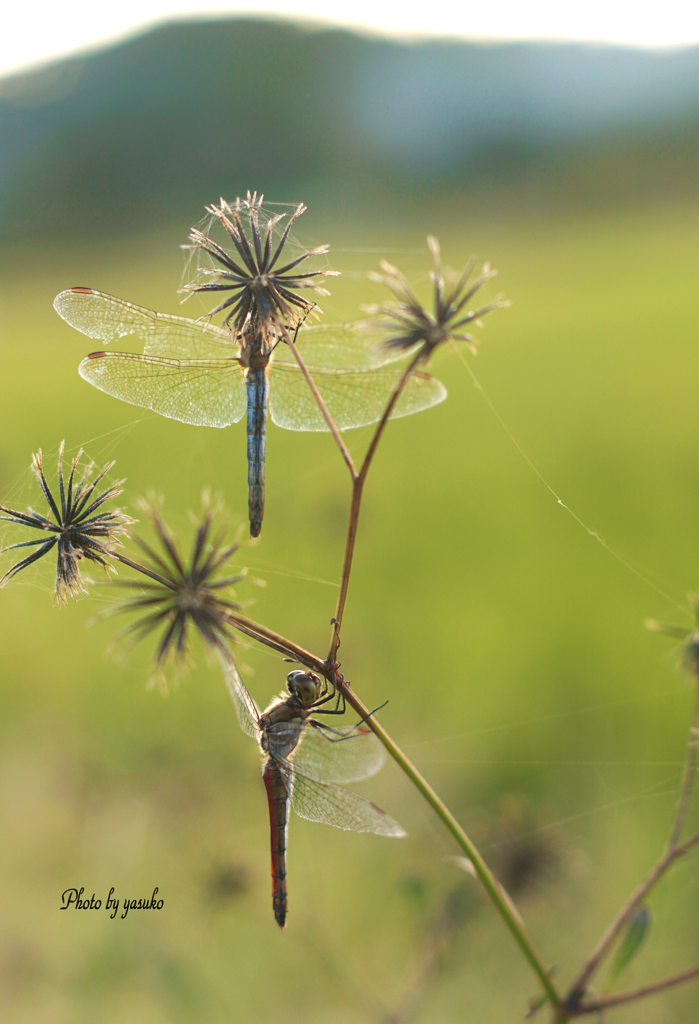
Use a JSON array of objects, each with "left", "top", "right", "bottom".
[
  {"left": 329, "top": 350, "right": 425, "bottom": 664},
  {"left": 109, "top": 550, "right": 176, "bottom": 589},
  {"left": 284, "top": 312, "right": 424, "bottom": 665},
  {"left": 338, "top": 678, "right": 561, "bottom": 1011},
  {"left": 227, "top": 612, "right": 323, "bottom": 669},
  {"left": 558, "top": 833, "right": 699, "bottom": 1020},
  {"left": 668, "top": 672, "right": 699, "bottom": 849},
  {"left": 567, "top": 963, "right": 699, "bottom": 1016},
  {"left": 282, "top": 329, "right": 357, "bottom": 477},
  {"left": 558, "top": 668, "right": 699, "bottom": 1018}
]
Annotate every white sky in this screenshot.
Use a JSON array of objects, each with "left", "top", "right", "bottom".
[{"left": 5, "top": 1, "right": 699, "bottom": 79}]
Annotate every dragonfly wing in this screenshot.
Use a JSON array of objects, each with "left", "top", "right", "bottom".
[
  {"left": 283, "top": 765, "right": 405, "bottom": 836},
  {"left": 272, "top": 321, "right": 415, "bottom": 369},
  {"left": 221, "top": 657, "right": 262, "bottom": 741},
  {"left": 288, "top": 722, "right": 387, "bottom": 784},
  {"left": 79, "top": 352, "right": 247, "bottom": 427},
  {"left": 54, "top": 288, "right": 236, "bottom": 360},
  {"left": 269, "top": 363, "right": 447, "bottom": 432}
]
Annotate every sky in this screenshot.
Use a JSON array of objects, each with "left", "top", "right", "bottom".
[{"left": 4, "top": 0, "right": 699, "bottom": 79}]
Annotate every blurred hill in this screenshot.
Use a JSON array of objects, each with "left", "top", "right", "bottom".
[{"left": 1, "top": 17, "right": 699, "bottom": 237}]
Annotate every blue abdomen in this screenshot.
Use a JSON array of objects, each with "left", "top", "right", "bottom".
[{"left": 246, "top": 368, "right": 268, "bottom": 537}]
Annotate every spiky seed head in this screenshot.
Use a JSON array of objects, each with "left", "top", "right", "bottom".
[
  {"left": 110, "top": 499, "right": 244, "bottom": 672},
  {"left": 182, "top": 191, "right": 338, "bottom": 335},
  {"left": 365, "top": 235, "right": 508, "bottom": 359},
  {"left": 0, "top": 442, "right": 133, "bottom": 603}
]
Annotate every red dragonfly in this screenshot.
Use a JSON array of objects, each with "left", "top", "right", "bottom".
[{"left": 223, "top": 660, "right": 406, "bottom": 927}]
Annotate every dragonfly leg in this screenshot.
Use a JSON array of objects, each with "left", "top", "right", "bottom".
[
  {"left": 309, "top": 701, "right": 389, "bottom": 741},
  {"left": 309, "top": 684, "right": 346, "bottom": 716}
]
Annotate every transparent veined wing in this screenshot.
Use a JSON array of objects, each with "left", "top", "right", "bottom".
[
  {"left": 268, "top": 362, "right": 447, "bottom": 432},
  {"left": 222, "top": 657, "right": 262, "bottom": 741},
  {"left": 281, "top": 765, "right": 406, "bottom": 836},
  {"left": 288, "top": 722, "right": 386, "bottom": 784},
  {"left": 54, "top": 288, "right": 237, "bottom": 361},
  {"left": 78, "top": 351, "right": 247, "bottom": 428},
  {"left": 273, "top": 320, "right": 418, "bottom": 370}
]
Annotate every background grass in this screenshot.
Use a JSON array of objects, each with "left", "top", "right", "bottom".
[{"left": 1, "top": 196, "right": 699, "bottom": 1021}]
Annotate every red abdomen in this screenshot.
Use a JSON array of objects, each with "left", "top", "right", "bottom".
[{"left": 263, "top": 759, "right": 289, "bottom": 928}]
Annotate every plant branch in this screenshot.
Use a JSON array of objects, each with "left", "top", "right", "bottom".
[
  {"left": 108, "top": 550, "right": 176, "bottom": 589},
  {"left": 336, "top": 677, "right": 560, "bottom": 1011},
  {"left": 329, "top": 350, "right": 425, "bottom": 664},
  {"left": 569, "top": 963, "right": 699, "bottom": 1015},
  {"left": 559, "top": 667, "right": 699, "bottom": 1018},
  {"left": 226, "top": 611, "right": 324, "bottom": 670},
  {"left": 282, "top": 329, "right": 357, "bottom": 478},
  {"left": 559, "top": 833, "right": 699, "bottom": 1019}
]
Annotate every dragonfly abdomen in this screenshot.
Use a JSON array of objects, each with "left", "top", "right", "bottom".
[
  {"left": 246, "top": 368, "right": 268, "bottom": 538},
  {"left": 263, "top": 759, "right": 289, "bottom": 928}
]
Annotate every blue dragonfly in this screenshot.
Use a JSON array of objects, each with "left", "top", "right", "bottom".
[{"left": 53, "top": 287, "right": 447, "bottom": 536}]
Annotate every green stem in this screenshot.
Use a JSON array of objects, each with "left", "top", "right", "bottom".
[
  {"left": 339, "top": 680, "right": 561, "bottom": 1011},
  {"left": 668, "top": 670, "right": 699, "bottom": 849}
]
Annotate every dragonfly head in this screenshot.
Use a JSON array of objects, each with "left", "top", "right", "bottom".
[{"left": 286, "top": 670, "right": 322, "bottom": 708}]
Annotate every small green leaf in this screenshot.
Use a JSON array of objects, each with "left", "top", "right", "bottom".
[{"left": 607, "top": 906, "right": 651, "bottom": 988}]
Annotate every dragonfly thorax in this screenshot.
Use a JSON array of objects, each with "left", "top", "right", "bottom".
[{"left": 239, "top": 318, "right": 277, "bottom": 368}]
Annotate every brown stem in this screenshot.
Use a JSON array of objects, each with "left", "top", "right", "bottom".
[
  {"left": 328, "top": 350, "right": 425, "bottom": 663},
  {"left": 225, "top": 612, "right": 325, "bottom": 672},
  {"left": 283, "top": 316, "right": 424, "bottom": 665},
  {"left": 561, "top": 833, "right": 699, "bottom": 1016},
  {"left": 569, "top": 963, "right": 699, "bottom": 1015},
  {"left": 329, "top": 481, "right": 362, "bottom": 662},
  {"left": 282, "top": 329, "right": 357, "bottom": 478},
  {"left": 108, "top": 550, "right": 176, "bottom": 590}
]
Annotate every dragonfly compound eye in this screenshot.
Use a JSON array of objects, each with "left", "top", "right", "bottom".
[{"left": 286, "top": 671, "right": 321, "bottom": 705}]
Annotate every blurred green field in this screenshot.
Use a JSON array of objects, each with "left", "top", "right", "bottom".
[{"left": 2, "top": 197, "right": 699, "bottom": 1022}]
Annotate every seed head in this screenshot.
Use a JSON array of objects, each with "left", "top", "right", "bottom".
[
  {"left": 0, "top": 442, "right": 133, "bottom": 603},
  {"left": 111, "top": 501, "right": 244, "bottom": 668},
  {"left": 366, "top": 236, "right": 507, "bottom": 358},
  {"left": 182, "top": 191, "right": 338, "bottom": 333}
]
